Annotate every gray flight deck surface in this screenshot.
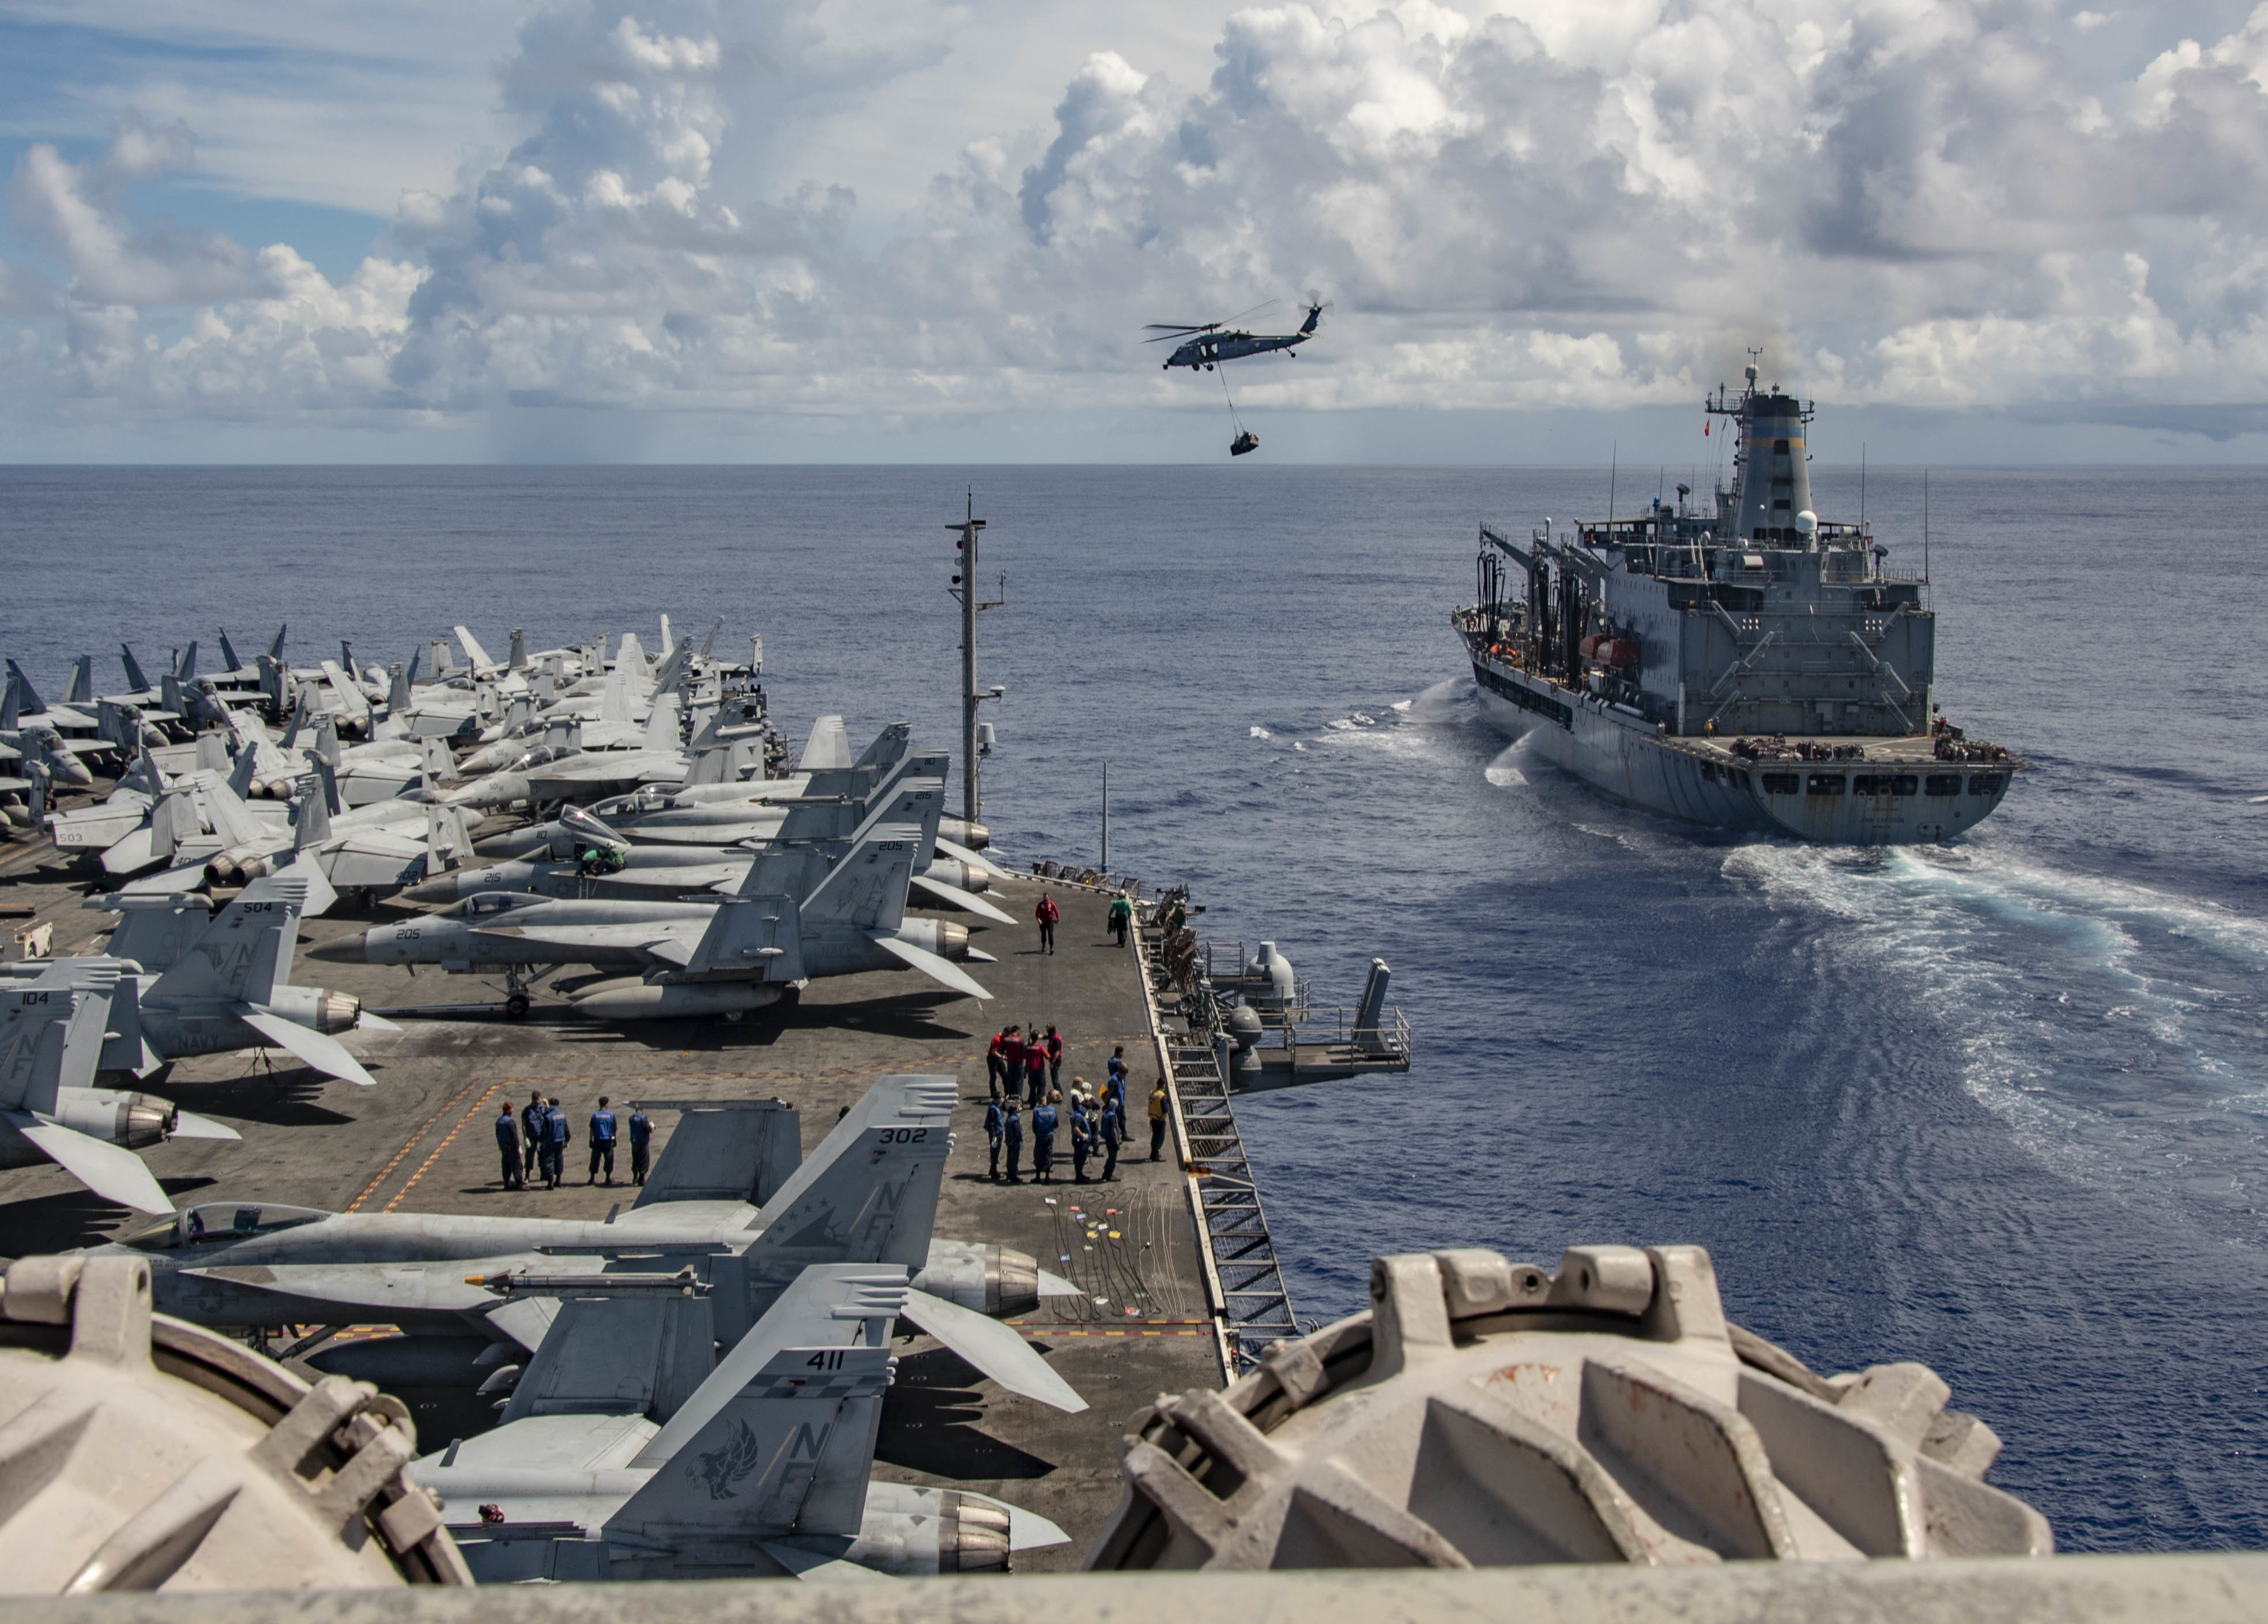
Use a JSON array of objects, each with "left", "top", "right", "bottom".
[{"left": 0, "top": 834, "right": 1218, "bottom": 1572}]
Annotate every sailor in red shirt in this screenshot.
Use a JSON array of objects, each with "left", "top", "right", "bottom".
[
  {"left": 1003, "top": 1025, "right": 1027, "bottom": 1101},
  {"left": 1035, "top": 891, "right": 1060, "bottom": 955},
  {"left": 987, "top": 1025, "right": 1012, "bottom": 1100}
]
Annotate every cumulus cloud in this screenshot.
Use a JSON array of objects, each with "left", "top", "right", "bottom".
[
  {"left": 8, "top": 116, "right": 276, "bottom": 306},
  {"left": 7, "top": 0, "right": 2268, "bottom": 439}
]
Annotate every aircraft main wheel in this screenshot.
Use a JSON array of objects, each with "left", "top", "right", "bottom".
[
  {"left": 504, "top": 993, "right": 530, "bottom": 1020},
  {"left": 724, "top": 1010, "right": 745, "bottom": 1023}
]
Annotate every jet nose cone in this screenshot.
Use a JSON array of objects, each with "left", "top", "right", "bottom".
[
  {"left": 308, "top": 933, "right": 368, "bottom": 964},
  {"left": 401, "top": 875, "right": 457, "bottom": 905}
]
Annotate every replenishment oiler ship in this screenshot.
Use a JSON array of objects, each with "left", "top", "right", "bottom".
[{"left": 1453, "top": 363, "right": 2025, "bottom": 844}]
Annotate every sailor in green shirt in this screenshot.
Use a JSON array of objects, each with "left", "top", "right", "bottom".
[{"left": 1108, "top": 892, "right": 1133, "bottom": 947}]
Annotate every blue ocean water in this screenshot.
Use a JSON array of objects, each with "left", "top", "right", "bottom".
[{"left": 4, "top": 462, "right": 2266, "bottom": 1550}]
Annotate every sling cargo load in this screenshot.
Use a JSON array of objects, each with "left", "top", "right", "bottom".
[{"left": 1452, "top": 364, "right": 2025, "bottom": 844}]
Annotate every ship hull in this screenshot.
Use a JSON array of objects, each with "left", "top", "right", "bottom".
[{"left": 1469, "top": 655, "right": 2010, "bottom": 845}]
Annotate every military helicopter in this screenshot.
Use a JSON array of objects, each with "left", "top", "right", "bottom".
[{"left": 1144, "top": 298, "right": 1327, "bottom": 371}]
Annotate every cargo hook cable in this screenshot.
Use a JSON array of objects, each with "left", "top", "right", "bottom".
[{"left": 1220, "top": 368, "right": 1248, "bottom": 438}]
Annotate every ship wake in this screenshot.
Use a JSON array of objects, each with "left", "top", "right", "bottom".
[{"left": 1725, "top": 837, "right": 2268, "bottom": 1241}]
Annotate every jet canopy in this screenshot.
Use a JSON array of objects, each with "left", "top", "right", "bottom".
[{"left": 124, "top": 1201, "right": 330, "bottom": 1249}]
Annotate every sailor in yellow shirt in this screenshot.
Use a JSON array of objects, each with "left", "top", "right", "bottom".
[{"left": 1148, "top": 1081, "right": 1169, "bottom": 1162}]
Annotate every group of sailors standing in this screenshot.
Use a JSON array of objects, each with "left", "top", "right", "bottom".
[{"left": 984, "top": 1040, "right": 1167, "bottom": 1184}]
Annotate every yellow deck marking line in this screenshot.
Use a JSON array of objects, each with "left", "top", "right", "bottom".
[
  {"left": 383, "top": 1082, "right": 506, "bottom": 1212},
  {"left": 344, "top": 1073, "right": 491, "bottom": 1212}
]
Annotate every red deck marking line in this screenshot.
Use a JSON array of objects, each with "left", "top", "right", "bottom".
[
  {"left": 344, "top": 1073, "right": 491, "bottom": 1213},
  {"left": 383, "top": 1082, "right": 506, "bottom": 1212}
]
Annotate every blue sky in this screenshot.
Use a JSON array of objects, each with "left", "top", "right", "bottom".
[{"left": 4, "top": 0, "right": 2268, "bottom": 464}]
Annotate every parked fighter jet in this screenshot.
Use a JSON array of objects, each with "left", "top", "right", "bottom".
[
  {"left": 1, "top": 679, "right": 100, "bottom": 789},
  {"left": 443, "top": 694, "right": 698, "bottom": 811},
  {"left": 1, "top": 967, "right": 238, "bottom": 1213},
  {"left": 474, "top": 729, "right": 1001, "bottom": 882},
  {"left": 9, "top": 876, "right": 395, "bottom": 1086},
  {"left": 95, "top": 1076, "right": 1071, "bottom": 1342},
  {"left": 417, "top": 1263, "right": 1071, "bottom": 1580},
  {"left": 410, "top": 773, "right": 1011, "bottom": 922},
  {"left": 315, "top": 822, "right": 992, "bottom": 1019},
  {"left": 96, "top": 752, "right": 467, "bottom": 909}
]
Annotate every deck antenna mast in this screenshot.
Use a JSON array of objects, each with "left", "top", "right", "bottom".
[
  {"left": 1607, "top": 442, "right": 1618, "bottom": 526},
  {"left": 1922, "top": 470, "right": 1932, "bottom": 612},
  {"left": 948, "top": 489, "right": 1005, "bottom": 824},
  {"left": 1860, "top": 443, "right": 1867, "bottom": 529}
]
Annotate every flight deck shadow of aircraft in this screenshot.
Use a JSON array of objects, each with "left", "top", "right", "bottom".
[{"left": 875, "top": 1344, "right": 1058, "bottom": 1480}]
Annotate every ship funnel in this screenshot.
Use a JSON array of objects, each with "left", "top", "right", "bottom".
[{"left": 1731, "top": 383, "right": 1814, "bottom": 544}]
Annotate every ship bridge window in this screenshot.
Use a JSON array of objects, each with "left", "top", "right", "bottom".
[
  {"left": 1760, "top": 772, "right": 1800, "bottom": 795},
  {"left": 1774, "top": 439, "right": 1789, "bottom": 451},
  {"left": 1851, "top": 774, "right": 1920, "bottom": 797},
  {"left": 1968, "top": 773, "right": 2007, "bottom": 796},
  {"left": 1807, "top": 774, "right": 1845, "bottom": 795},
  {"left": 1925, "top": 774, "right": 1962, "bottom": 797}
]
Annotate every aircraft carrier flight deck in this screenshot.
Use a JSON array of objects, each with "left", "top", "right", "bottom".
[{"left": 0, "top": 836, "right": 1220, "bottom": 1572}]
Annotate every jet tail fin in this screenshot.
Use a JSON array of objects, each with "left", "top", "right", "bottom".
[
  {"left": 120, "top": 644, "right": 150, "bottom": 695},
  {"left": 292, "top": 778, "right": 332, "bottom": 851},
  {"left": 684, "top": 894, "right": 803, "bottom": 980},
  {"left": 743, "top": 1074, "right": 955, "bottom": 1265},
  {"left": 495, "top": 1292, "right": 715, "bottom": 1426},
  {"left": 209, "top": 759, "right": 267, "bottom": 848},
  {"left": 218, "top": 629, "right": 242, "bottom": 673},
  {"left": 797, "top": 826, "right": 921, "bottom": 934},
  {"left": 641, "top": 691, "right": 680, "bottom": 755},
  {"left": 6, "top": 659, "right": 47, "bottom": 717},
  {"left": 798, "top": 716, "right": 851, "bottom": 771},
  {"left": 427, "top": 803, "right": 473, "bottom": 873},
  {"left": 609, "top": 1265, "right": 903, "bottom": 1540},
  {"left": 850, "top": 722, "right": 910, "bottom": 774},
  {"left": 147, "top": 878, "right": 306, "bottom": 1007},
  {"left": 454, "top": 625, "right": 493, "bottom": 672},
  {"left": 65, "top": 654, "right": 92, "bottom": 706},
  {"left": 598, "top": 656, "right": 634, "bottom": 726},
  {"left": 631, "top": 1099, "right": 801, "bottom": 1211},
  {"left": 849, "top": 779, "right": 944, "bottom": 850},
  {"left": 97, "top": 892, "right": 214, "bottom": 979},
  {"left": 0, "top": 988, "right": 69, "bottom": 1111}
]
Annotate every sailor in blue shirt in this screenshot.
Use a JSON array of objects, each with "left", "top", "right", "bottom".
[
  {"left": 1032, "top": 1098, "right": 1058, "bottom": 1185},
  {"left": 1069, "top": 1098, "right": 1092, "bottom": 1183},
  {"left": 587, "top": 1095, "right": 618, "bottom": 1186},
  {"left": 519, "top": 1096, "right": 545, "bottom": 1181},
  {"left": 1002, "top": 1101, "right": 1024, "bottom": 1184},
  {"left": 628, "top": 1106, "right": 652, "bottom": 1186},
  {"left": 1100, "top": 1092, "right": 1123, "bottom": 1182},
  {"left": 984, "top": 1098, "right": 1006, "bottom": 1181},
  {"left": 493, "top": 1104, "right": 523, "bottom": 1190},
  {"left": 542, "top": 1099, "right": 571, "bottom": 1190}
]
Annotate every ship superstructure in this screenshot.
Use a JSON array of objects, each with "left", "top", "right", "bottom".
[{"left": 1453, "top": 364, "right": 2022, "bottom": 843}]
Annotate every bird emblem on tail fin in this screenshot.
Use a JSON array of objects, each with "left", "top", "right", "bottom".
[{"left": 692, "top": 1419, "right": 766, "bottom": 1499}]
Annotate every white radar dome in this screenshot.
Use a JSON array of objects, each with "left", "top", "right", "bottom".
[{"left": 1794, "top": 509, "right": 1818, "bottom": 536}]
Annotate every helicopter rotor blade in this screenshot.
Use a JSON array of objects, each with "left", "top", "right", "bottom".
[{"left": 1221, "top": 299, "right": 1278, "bottom": 328}]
